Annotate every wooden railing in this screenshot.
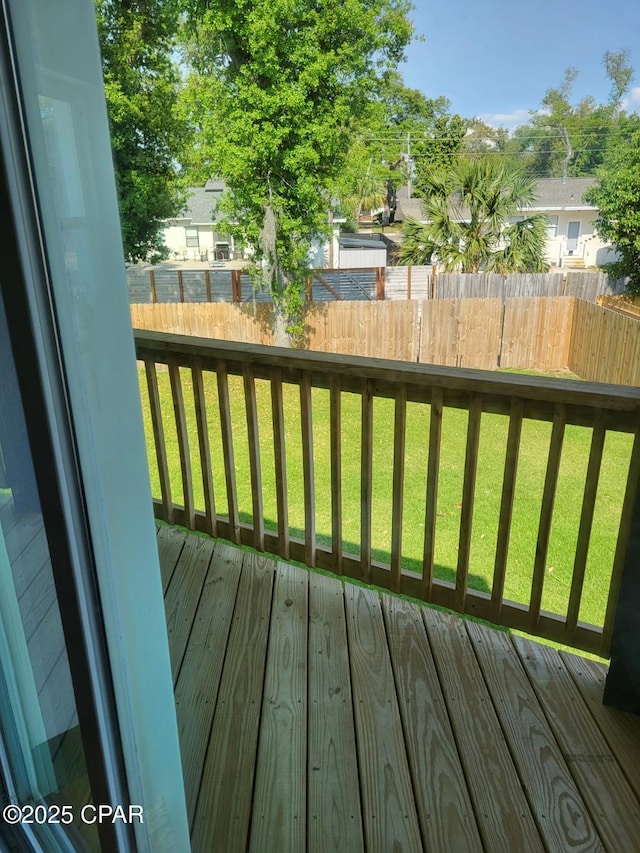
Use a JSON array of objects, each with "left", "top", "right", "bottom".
[{"left": 134, "top": 329, "right": 640, "bottom": 657}]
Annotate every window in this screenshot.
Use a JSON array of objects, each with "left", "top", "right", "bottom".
[
  {"left": 546, "top": 215, "right": 559, "bottom": 238},
  {"left": 0, "top": 1, "right": 190, "bottom": 848},
  {"left": 185, "top": 226, "right": 199, "bottom": 247}
]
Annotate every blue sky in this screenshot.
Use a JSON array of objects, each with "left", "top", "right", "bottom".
[{"left": 399, "top": 0, "right": 640, "bottom": 129}]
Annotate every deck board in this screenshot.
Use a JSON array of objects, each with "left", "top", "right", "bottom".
[
  {"left": 423, "top": 608, "right": 545, "bottom": 852},
  {"left": 560, "top": 650, "right": 640, "bottom": 800},
  {"left": 514, "top": 635, "right": 640, "bottom": 850},
  {"left": 156, "top": 524, "right": 187, "bottom": 593},
  {"left": 250, "top": 562, "right": 308, "bottom": 852},
  {"left": 160, "top": 528, "right": 640, "bottom": 853},
  {"left": 173, "top": 541, "right": 243, "bottom": 825},
  {"left": 308, "top": 572, "right": 363, "bottom": 853},
  {"left": 466, "top": 622, "right": 602, "bottom": 852},
  {"left": 345, "top": 584, "right": 423, "bottom": 851},
  {"left": 382, "top": 594, "right": 483, "bottom": 852},
  {"left": 164, "top": 533, "right": 215, "bottom": 681},
  {"left": 190, "top": 551, "right": 274, "bottom": 853}
]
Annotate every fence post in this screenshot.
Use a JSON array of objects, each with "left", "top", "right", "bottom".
[
  {"left": 149, "top": 269, "right": 157, "bottom": 304},
  {"left": 205, "top": 269, "right": 211, "bottom": 302},
  {"left": 376, "top": 267, "right": 386, "bottom": 300},
  {"left": 603, "top": 457, "right": 640, "bottom": 716},
  {"left": 407, "top": 265, "right": 412, "bottom": 300},
  {"left": 231, "top": 269, "right": 241, "bottom": 303},
  {"left": 177, "top": 270, "right": 184, "bottom": 303}
]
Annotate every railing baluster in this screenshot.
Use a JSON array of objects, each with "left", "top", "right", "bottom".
[
  {"left": 134, "top": 331, "right": 640, "bottom": 658},
  {"left": 361, "top": 379, "right": 373, "bottom": 582},
  {"left": 422, "top": 388, "right": 442, "bottom": 601},
  {"left": 192, "top": 358, "right": 217, "bottom": 537},
  {"left": 602, "top": 424, "right": 640, "bottom": 655},
  {"left": 144, "top": 357, "right": 173, "bottom": 524},
  {"left": 566, "top": 420, "right": 606, "bottom": 639},
  {"left": 456, "top": 394, "right": 482, "bottom": 611},
  {"left": 529, "top": 404, "right": 566, "bottom": 632},
  {"left": 243, "top": 365, "right": 264, "bottom": 551},
  {"left": 330, "top": 377, "right": 343, "bottom": 574},
  {"left": 300, "top": 372, "right": 316, "bottom": 567},
  {"left": 491, "top": 398, "right": 523, "bottom": 623},
  {"left": 169, "top": 357, "right": 195, "bottom": 530},
  {"left": 216, "top": 360, "right": 240, "bottom": 544},
  {"left": 271, "top": 370, "right": 290, "bottom": 560},
  {"left": 391, "top": 386, "right": 407, "bottom": 592}
]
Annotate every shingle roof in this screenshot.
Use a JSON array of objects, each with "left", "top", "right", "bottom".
[
  {"left": 394, "top": 177, "right": 598, "bottom": 223},
  {"left": 530, "top": 178, "right": 596, "bottom": 209},
  {"left": 395, "top": 197, "right": 424, "bottom": 221},
  {"left": 172, "top": 180, "right": 227, "bottom": 224}
]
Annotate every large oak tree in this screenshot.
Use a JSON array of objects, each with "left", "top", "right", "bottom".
[
  {"left": 97, "top": 0, "right": 187, "bottom": 262},
  {"left": 180, "top": 0, "right": 415, "bottom": 343}
]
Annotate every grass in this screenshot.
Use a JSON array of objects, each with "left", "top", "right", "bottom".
[{"left": 141, "top": 368, "right": 632, "bottom": 633}]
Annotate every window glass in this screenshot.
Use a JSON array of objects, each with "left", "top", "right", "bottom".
[{"left": 0, "top": 293, "right": 98, "bottom": 849}]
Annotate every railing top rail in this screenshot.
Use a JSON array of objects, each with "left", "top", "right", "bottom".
[{"left": 133, "top": 329, "right": 640, "bottom": 429}]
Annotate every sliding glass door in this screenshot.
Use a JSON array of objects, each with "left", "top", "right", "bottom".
[{"left": 0, "top": 1, "right": 189, "bottom": 849}]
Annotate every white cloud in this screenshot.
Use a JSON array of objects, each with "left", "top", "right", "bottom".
[
  {"left": 621, "top": 86, "right": 640, "bottom": 113},
  {"left": 477, "top": 109, "right": 531, "bottom": 132}
]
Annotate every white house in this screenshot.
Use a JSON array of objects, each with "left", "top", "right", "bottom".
[
  {"left": 395, "top": 177, "right": 618, "bottom": 270},
  {"left": 163, "top": 179, "right": 236, "bottom": 262}
]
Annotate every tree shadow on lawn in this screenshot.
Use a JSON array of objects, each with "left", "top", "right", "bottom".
[{"left": 235, "top": 509, "right": 492, "bottom": 597}]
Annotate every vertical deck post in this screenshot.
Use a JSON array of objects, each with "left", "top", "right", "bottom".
[{"left": 603, "top": 468, "right": 640, "bottom": 716}]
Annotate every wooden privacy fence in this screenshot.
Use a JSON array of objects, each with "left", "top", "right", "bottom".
[
  {"left": 131, "top": 296, "right": 640, "bottom": 383},
  {"left": 598, "top": 294, "right": 640, "bottom": 318},
  {"left": 131, "top": 297, "right": 575, "bottom": 372},
  {"left": 569, "top": 299, "right": 640, "bottom": 387},
  {"left": 127, "top": 267, "right": 626, "bottom": 304},
  {"left": 134, "top": 329, "right": 640, "bottom": 657}
]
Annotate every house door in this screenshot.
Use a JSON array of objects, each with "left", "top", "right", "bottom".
[
  {"left": 0, "top": 1, "right": 189, "bottom": 850},
  {"left": 567, "top": 221, "right": 581, "bottom": 255}
]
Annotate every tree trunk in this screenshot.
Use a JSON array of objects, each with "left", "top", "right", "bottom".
[
  {"left": 260, "top": 202, "right": 291, "bottom": 347},
  {"left": 273, "top": 299, "right": 290, "bottom": 348}
]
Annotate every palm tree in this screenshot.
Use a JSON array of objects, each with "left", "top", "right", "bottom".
[{"left": 397, "top": 157, "right": 549, "bottom": 273}]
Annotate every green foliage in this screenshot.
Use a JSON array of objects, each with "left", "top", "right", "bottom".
[
  {"left": 96, "top": 0, "right": 187, "bottom": 262},
  {"left": 585, "top": 121, "right": 640, "bottom": 292},
  {"left": 179, "top": 0, "right": 415, "bottom": 340},
  {"left": 505, "top": 52, "right": 635, "bottom": 179},
  {"left": 398, "top": 157, "right": 549, "bottom": 273},
  {"left": 411, "top": 114, "right": 467, "bottom": 189},
  {"left": 333, "top": 76, "right": 455, "bottom": 226}
]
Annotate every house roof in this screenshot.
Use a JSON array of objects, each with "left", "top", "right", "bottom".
[
  {"left": 394, "top": 176, "right": 598, "bottom": 223},
  {"left": 339, "top": 233, "right": 396, "bottom": 251},
  {"left": 170, "top": 180, "right": 227, "bottom": 225},
  {"left": 530, "top": 178, "right": 596, "bottom": 209}
]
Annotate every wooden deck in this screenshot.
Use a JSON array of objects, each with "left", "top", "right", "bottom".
[{"left": 158, "top": 524, "right": 640, "bottom": 853}]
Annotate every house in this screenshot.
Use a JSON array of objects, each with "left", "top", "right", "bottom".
[
  {"left": 2, "top": 2, "right": 640, "bottom": 851},
  {"left": 395, "top": 177, "right": 618, "bottom": 270},
  {"left": 163, "top": 180, "right": 236, "bottom": 262}
]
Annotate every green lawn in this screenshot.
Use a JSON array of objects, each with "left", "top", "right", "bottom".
[{"left": 140, "top": 368, "right": 632, "bottom": 631}]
